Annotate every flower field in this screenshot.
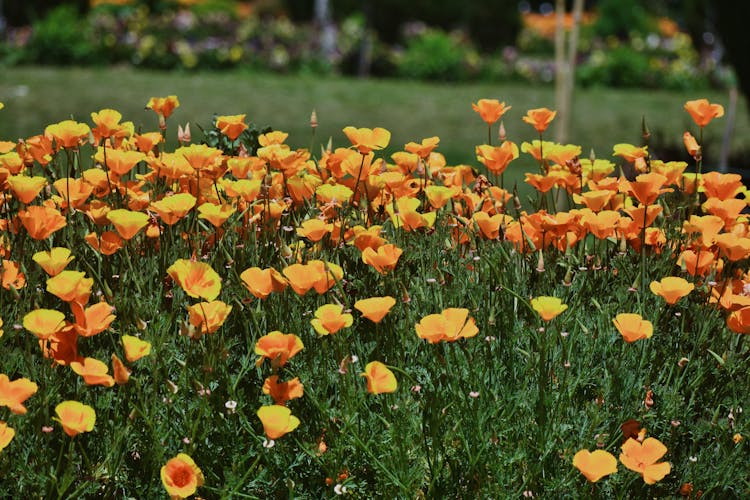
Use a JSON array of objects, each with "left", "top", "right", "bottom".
[{"left": 0, "top": 95, "right": 748, "bottom": 498}]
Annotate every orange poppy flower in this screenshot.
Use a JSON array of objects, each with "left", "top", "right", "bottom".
[
  {"left": 310, "top": 304, "right": 353, "bottom": 336},
  {"left": 727, "top": 306, "right": 750, "bottom": 334},
  {"left": 176, "top": 144, "right": 223, "bottom": 171},
  {"left": 612, "top": 143, "right": 648, "bottom": 163},
  {"left": 700, "top": 171, "right": 745, "bottom": 201},
  {"left": 296, "top": 218, "right": 333, "bottom": 242},
  {"left": 476, "top": 141, "right": 519, "bottom": 175},
  {"left": 683, "top": 131, "right": 700, "bottom": 158},
  {"left": 361, "top": 361, "right": 397, "bottom": 394},
  {"left": 404, "top": 136, "right": 440, "bottom": 159},
  {"left": 257, "top": 405, "right": 301, "bottom": 439},
  {"left": 52, "top": 177, "right": 93, "bottom": 209},
  {"left": 161, "top": 453, "right": 204, "bottom": 499},
  {"left": 682, "top": 214, "right": 724, "bottom": 245},
  {"left": 619, "top": 437, "right": 671, "bottom": 484},
  {"left": 572, "top": 449, "right": 618, "bottom": 482},
  {"left": 386, "top": 197, "right": 437, "bottom": 231},
  {"left": 106, "top": 209, "right": 149, "bottom": 240},
  {"left": 702, "top": 197, "right": 746, "bottom": 228},
  {"left": 21, "top": 134, "right": 54, "bottom": 165},
  {"left": 121, "top": 334, "right": 152, "bottom": 362},
  {"left": 613, "top": 313, "right": 653, "bottom": 343},
  {"left": 684, "top": 98, "right": 724, "bottom": 128},
  {"left": 472, "top": 99, "right": 511, "bottom": 125},
  {"left": 282, "top": 263, "right": 323, "bottom": 296},
  {"left": 522, "top": 107, "right": 556, "bottom": 133},
  {"left": 258, "top": 131, "right": 289, "bottom": 146},
  {"left": 46, "top": 270, "right": 93, "bottom": 304},
  {"left": 222, "top": 178, "right": 262, "bottom": 202},
  {"left": 254, "top": 331, "right": 304, "bottom": 368},
  {"left": 54, "top": 401, "right": 96, "bottom": 437},
  {"left": 7, "top": 175, "right": 47, "bottom": 204},
  {"left": 531, "top": 296, "right": 568, "bottom": 322},
  {"left": 582, "top": 210, "right": 620, "bottom": 240},
  {"left": 111, "top": 353, "right": 131, "bottom": 385},
  {"left": 187, "top": 300, "right": 232, "bottom": 338},
  {"left": 167, "top": 259, "right": 222, "bottom": 301},
  {"left": 423, "top": 185, "right": 459, "bottom": 210},
  {"left": 262, "top": 375, "right": 304, "bottom": 405},
  {"left": 197, "top": 202, "right": 235, "bottom": 227},
  {"left": 342, "top": 126, "right": 391, "bottom": 154},
  {"left": 0, "top": 151, "right": 23, "bottom": 174},
  {"left": 415, "top": 308, "right": 479, "bottom": 343},
  {"left": 216, "top": 114, "right": 248, "bottom": 141},
  {"left": 133, "top": 131, "right": 163, "bottom": 153},
  {"left": 0, "top": 422, "right": 14, "bottom": 452},
  {"left": 90, "top": 108, "right": 126, "bottom": 140},
  {"left": 146, "top": 95, "right": 180, "bottom": 119},
  {"left": 239, "top": 267, "right": 288, "bottom": 300},
  {"left": 715, "top": 233, "right": 750, "bottom": 261},
  {"left": 32, "top": 247, "right": 75, "bottom": 276},
  {"left": 40, "top": 328, "right": 79, "bottom": 366},
  {"left": 44, "top": 120, "right": 91, "bottom": 149},
  {"left": 1, "top": 260, "right": 26, "bottom": 291},
  {"left": 85, "top": 231, "right": 124, "bottom": 256},
  {"left": 525, "top": 172, "right": 558, "bottom": 193},
  {"left": 362, "top": 243, "right": 403, "bottom": 274},
  {"left": 23, "top": 309, "right": 67, "bottom": 340},
  {"left": 150, "top": 193, "right": 197, "bottom": 226},
  {"left": 649, "top": 277, "right": 694, "bottom": 305},
  {"left": 627, "top": 173, "right": 671, "bottom": 206},
  {"left": 94, "top": 148, "right": 145, "bottom": 177},
  {"left": 354, "top": 296, "right": 396, "bottom": 323},
  {"left": 18, "top": 205, "right": 66, "bottom": 240},
  {"left": 70, "top": 357, "right": 115, "bottom": 387},
  {"left": 677, "top": 249, "right": 717, "bottom": 277},
  {"left": 69, "top": 301, "right": 116, "bottom": 337},
  {"left": 0, "top": 374, "right": 38, "bottom": 415}
]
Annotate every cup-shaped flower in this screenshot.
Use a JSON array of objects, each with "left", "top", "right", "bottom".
[
  {"left": 282, "top": 263, "right": 322, "bottom": 296},
  {"left": 415, "top": 308, "right": 479, "bottom": 343},
  {"left": 311, "top": 304, "right": 353, "bottom": 335},
  {"left": 146, "top": 95, "right": 180, "bottom": 119},
  {"left": 361, "top": 361, "right": 397, "bottom": 394},
  {"left": 522, "top": 107, "right": 556, "bottom": 133},
  {"left": 531, "top": 296, "right": 568, "bottom": 322},
  {"left": 32, "top": 247, "right": 75, "bottom": 276},
  {"left": 94, "top": 148, "right": 144, "bottom": 176},
  {"left": 216, "top": 114, "right": 248, "bottom": 141},
  {"left": 167, "top": 259, "right": 222, "bottom": 301},
  {"left": 354, "top": 296, "right": 396, "bottom": 323},
  {"left": 7, "top": 175, "right": 47, "bottom": 204},
  {"left": 296, "top": 218, "right": 333, "bottom": 242},
  {"left": 0, "top": 421, "right": 14, "bottom": 452},
  {"left": 70, "top": 357, "right": 115, "bottom": 387},
  {"left": 122, "top": 334, "right": 152, "bottom": 362},
  {"left": 23, "top": 309, "right": 66, "bottom": 340},
  {"left": 572, "top": 449, "right": 618, "bottom": 482},
  {"left": 161, "top": 453, "right": 205, "bottom": 500},
  {"left": 684, "top": 99, "right": 724, "bottom": 128},
  {"left": 342, "top": 126, "right": 391, "bottom": 154},
  {"left": 150, "top": 193, "right": 197, "bottom": 226},
  {"left": 727, "top": 306, "right": 750, "bottom": 334},
  {"left": 472, "top": 99, "right": 511, "bottom": 125},
  {"left": 187, "top": 300, "right": 232, "bottom": 338},
  {"left": 0, "top": 374, "right": 38, "bottom": 415},
  {"left": 176, "top": 144, "right": 223, "bottom": 171},
  {"left": 627, "top": 173, "right": 671, "bottom": 206},
  {"left": 197, "top": 202, "right": 235, "bottom": 227},
  {"left": 613, "top": 313, "right": 653, "bottom": 343},
  {"left": 85, "top": 231, "right": 124, "bottom": 256},
  {"left": 240, "top": 267, "right": 288, "bottom": 299},
  {"left": 46, "top": 270, "right": 93, "bottom": 304},
  {"left": 111, "top": 354, "right": 130, "bottom": 385},
  {"left": 44, "top": 120, "right": 91, "bottom": 149},
  {"left": 107, "top": 209, "right": 149, "bottom": 240},
  {"left": 54, "top": 400, "right": 96, "bottom": 437},
  {"left": 476, "top": 141, "right": 519, "bottom": 175},
  {"left": 404, "top": 136, "right": 440, "bottom": 159},
  {"left": 700, "top": 171, "right": 745, "bottom": 201},
  {"left": 362, "top": 244, "right": 403, "bottom": 274},
  {"left": 255, "top": 331, "right": 304, "bottom": 368},
  {"left": 71, "top": 301, "right": 116, "bottom": 337},
  {"left": 649, "top": 277, "right": 694, "bottom": 305},
  {"left": 18, "top": 205, "right": 66, "bottom": 240},
  {"left": 262, "top": 376, "right": 304, "bottom": 405},
  {"left": 619, "top": 437, "right": 671, "bottom": 484},
  {"left": 257, "top": 405, "right": 300, "bottom": 439},
  {"left": 1, "top": 259, "right": 25, "bottom": 291}
]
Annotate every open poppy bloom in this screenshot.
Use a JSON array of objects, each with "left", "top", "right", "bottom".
[
  {"left": 619, "top": 437, "right": 671, "bottom": 484},
  {"left": 150, "top": 193, "right": 197, "bottom": 225},
  {"left": 342, "top": 126, "right": 391, "bottom": 154},
  {"left": 310, "top": 304, "right": 353, "bottom": 335},
  {"left": 727, "top": 306, "right": 750, "bottom": 334},
  {"left": 613, "top": 313, "right": 653, "bottom": 343},
  {"left": 627, "top": 173, "right": 671, "bottom": 206},
  {"left": 167, "top": 259, "right": 222, "bottom": 301},
  {"left": 0, "top": 421, "right": 14, "bottom": 452},
  {"left": 684, "top": 98, "right": 724, "bottom": 128},
  {"left": 262, "top": 375, "right": 304, "bottom": 405},
  {"left": 255, "top": 331, "right": 304, "bottom": 368},
  {"left": 405, "top": 136, "right": 440, "bottom": 159},
  {"left": 122, "top": 334, "right": 152, "bottom": 362},
  {"left": 23, "top": 309, "right": 67, "bottom": 340},
  {"left": 146, "top": 95, "right": 180, "bottom": 119},
  {"left": 257, "top": 405, "right": 301, "bottom": 439},
  {"left": 531, "top": 296, "right": 568, "bottom": 321},
  {"left": 46, "top": 270, "right": 93, "bottom": 304},
  {"left": 197, "top": 202, "right": 235, "bottom": 227},
  {"left": 522, "top": 107, "right": 556, "bottom": 133},
  {"left": 85, "top": 231, "right": 124, "bottom": 256},
  {"left": 54, "top": 400, "right": 96, "bottom": 437},
  {"left": 161, "top": 453, "right": 204, "bottom": 499},
  {"left": 7, "top": 174, "right": 47, "bottom": 204},
  {"left": 216, "top": 114, "right": 248, "bottom": 141},
  {"left": 649, "top": 276, "right": 694, "bottom": 305},
  {"left": 472, "top": 99, "right": 511, "bottom": 125},
  {"left": 187, "top": 300, "right": 232, "bottom": 338},
  {"left": 32, "top": 247, "right": 75, "bottom": 276},
  {"left": 362, "top": 244, "right": 403, "bottom": 274},
  {"left": 70, "top": 357, "right": 115, "bottom": 387},
  {"left": 71, "top": 301, "right": 116, "bottom": 337},
  {"left": 415, "top": 308, "right": 479, "bottom": 343},
  {"left": 282, "top": 262, "right": 325, "bottom": 296},
  {"left": 106, "top": 209, "right": 150, "bottom": 240},
  {"left": 18, "top": 205, "right": 67, "bottom": 240},
  {"left": 44, "top": 120, "right": 91, "bottom": 149},
  {"left": 361, "top": 361, "right": 398, "bottom": 394},
  {"left": 354, "top": 296, "right": 396, "bottom": 323},
  {"left": 0, "top": 374, "right": 38, "bottom": 415},
  {"left": 476, "top": 141, "right": 519, "bottom": 175},
  {"left": 572, "top": 449, "right": 618, "bottom": 482},
  {"left": 239, "top": 267, "right": 288, "bottom": 300}
]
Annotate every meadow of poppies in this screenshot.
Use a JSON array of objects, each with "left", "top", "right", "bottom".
[{"left": 0, "top": 96, "right": 748, "bottom": 497}]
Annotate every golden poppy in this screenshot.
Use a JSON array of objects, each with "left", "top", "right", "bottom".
[
  {"left": 0, "top": 421, "right": 14, "bottom": 452},
  {"left": 187, "top": 300, "right": 232, "bottom": 338},
  {"left": 0, "top": 374, "right": 38, "bottom": 415},
  {"left": 715, "top": 233, "right": 750, "bottom": 261},
  {"left": 46, "top": 270, "right": 93, "bottom": 304},
  {"left": 476, "top": 141, "right": 519, "bottom": 175},
  {"left": 85, "top": 231, "right": 124, "bottom": 256},
  {"left": 7, "top": 175, "right": 47, "bottom": 204},
  {"left": 122, "top": 335, "right": 152, "bottom": 362},
  {"left": 727, "top": 306, "right": 750, "bottom": 334},
  {"left": 296, "top": 218, "right": 333, "bottom": 242},
  {"left": 111, "top": 354, "right": 130, "bottom": 385},
  {"left": 70, "top": 357, "right": 116, "bottom": 387},
  {"left": 354, "top": 296, "right": 396, "bottom": 323},
  {"left": 257, "top": 405, "right": 301, "bottom": 439},
  {"left": 572, "top": 449, "right": 618, "bottom": 482},
  {"left": 176, "top": 144, "right": 223, "bottom": 171},
  {"left": 684, "top": 98, "right": 724, "bottom": 128},
  {"left": 342, "top": 126, "right": 391, "bottom": 154},
  {"left": 106, "top": 209, "right": 149, "bottom": 240},
  {"left": 1, "top": 260, "right": 26, "bottom": 291},
  {"left": 54, "top": 400, "right": 96, "bottom": 437},
  {"left": 282, "top": 263, "right": 323, "bottom": 296},
  {"left": 613, "top": 143, "right": 648, "bottom": 163},
  {"left": 216, "top": 114, "right": 248, "bottom": 141},
  {"left": 254, "top": 331, "right": 304, "bottom": 368},
  {"left": 619, "top": 437, "right": 671, "bottom": 484},
  {"left": 197, "top": 202, "right": 235, "bottom": 227},
  {"left": 472, "top": 99, "right": 511, "bottom": 125},
  {"left": 161, "top": 453, "right": 205, "bottom": 499},
  {"left": 627, "top": 173, "right": 671, "bottom": 206},
  {"left": 44, "top": 120, "right": 91, "bottom": 149},
  {"left": 522, "top": 107, "right": 556, "bottom": 133},
  {"left": 613, "top": 313, "right": 653, "bottom": 343},
  {"left": 18, "top": 205, "right": 67, "bottom": 240},
  {"left": 362, "top": 243, "right": 403, "bottom": 274},
  {"left": 404, "top": 136, "right": 440, "bottom": 159},
  {"left": 531, "top": 296, "right": 568, "bottom": 322},
  {"left": 361, "top": 361, "right": 397, "bottom": 394},
  {"left": 52, "top": 177, "right": 93, "bottom": 210},
  {"left": 262, "top": 375, "right": 304, "bottom": 405},
  {"left": 150, "top": 193, "right": 197, "bottom": 226},
  {"left": 23, "top": 309, "right": 67, "bottom": 340},
  {"left": 32, "top": 247, "right": 75, "bottom": 276},
  {"left": 133, "top": 131, "right": 163, "bottom": 153},
  {"left": 310, "top": 304, "right": 353, "bottom": 336},
  {"left": 167, "top": 259, "right": 222, "bottom": 301},
  {"left": 258, "top": 131, "right": 289, "bottom": 146},
  {"left": 146, "top": 95, "right": 180, "bottom": 119},
  {"left": 700, "top": 171, "right": 745, "bottom": 201},
  {"left": 415, "top": 308, "right": 479, "bottom": 343},
  {"left": 239, "top": 267, "right": 288, "bottom": 300},
  {"left": 649, "top": 277, "right": 694, "bottom": 305},
  {"left": 70, "top": 301, "right": 116, "bottom": 338}
]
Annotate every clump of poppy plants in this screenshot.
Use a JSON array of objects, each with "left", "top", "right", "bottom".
[{"left": 0, "top": 95, "right": 746, "bottom": 498}]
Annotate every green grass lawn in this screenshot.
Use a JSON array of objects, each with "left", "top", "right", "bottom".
[{"left": 1, "top": 66, "right": 747, "bottom": 172}]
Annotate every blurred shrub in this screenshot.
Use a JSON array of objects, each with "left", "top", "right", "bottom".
[
  {"left": 396, "top": 27, "right": 479, "bottom": 81},
  {"left": 22, "top": 5, "right": 104, "bottom": 65}
]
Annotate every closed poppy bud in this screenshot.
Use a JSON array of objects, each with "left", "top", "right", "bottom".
[
  {"left": 683, "top": 131, "right": 700, "bottom": 159},
  {"left": 572, "top": 449, "right": 618, "bottom": 482},
  {"left": 111, "top": 354, "right": 130, "bottom": 385},
  {"left": 160, "top": 453, "right": 205, "bottom": 499},
  {"left": 361, "top": 361, "right": 397, "bottom": 394}
]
